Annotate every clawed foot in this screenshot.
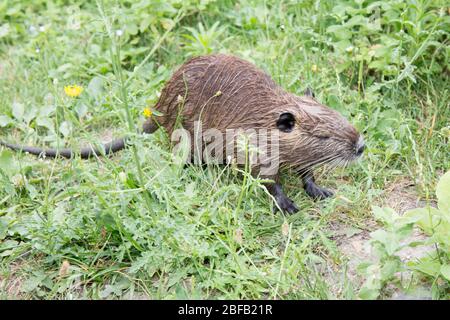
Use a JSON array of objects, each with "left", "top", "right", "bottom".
[
  {"left": 304, "top": 182, "right": 334, "bottom": 200},
  {"left": 301, "top": 172, "right": 334, "bottom": 200},
  {"left": 267, "top": 183, "right": 299, "bottom": 214},
  {"left": 274, "top": 194, "right": 299, "bottom": 214}
]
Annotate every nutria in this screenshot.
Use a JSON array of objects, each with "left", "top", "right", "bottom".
[{"left": 0, "top": 54, "right": 365, "bottom": 213}]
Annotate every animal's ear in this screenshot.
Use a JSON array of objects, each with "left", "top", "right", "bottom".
[
  {"left": 276, "top": 112, "right": 295, "bottom": 132},
  {"left": 304, "top": 87, "right": 315, "bottom": 98}
]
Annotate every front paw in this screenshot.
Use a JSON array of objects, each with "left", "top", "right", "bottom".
[
  {"left": 274, "top": 195, "right": 299, "bottom": 214},
  {"left": 305, "top": 184, "right": 334, "bottom": 200}
]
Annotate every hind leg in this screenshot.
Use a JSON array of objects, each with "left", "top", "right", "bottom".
[{"left": 299, "top": 170, "right": 334, "bottom": 200}]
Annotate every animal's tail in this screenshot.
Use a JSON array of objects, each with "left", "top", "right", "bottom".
[
  {"left": 0, "top": 118, "right": 159, "bottom": 159},
  {"left": 0, "top": 138, "right": 127, "bottom": 159}
]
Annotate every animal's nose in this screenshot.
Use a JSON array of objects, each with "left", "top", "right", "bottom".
[{"left": 356, "top": 136, "right": 365, "bottom": 156}]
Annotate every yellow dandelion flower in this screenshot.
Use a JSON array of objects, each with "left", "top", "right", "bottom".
[
  {"left": 311, "top": 64, "right": 318, "bottom": 73},
  {"left": 64, "top": 85, "right": 83, "bottom": 97},
  {"left": 143, "top": 107, "right": 152, "bottom": 118}
]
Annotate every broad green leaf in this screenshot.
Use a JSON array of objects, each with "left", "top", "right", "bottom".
[
  {"left": 56, "top": 63, "right": 72, "bottom": 73},
  {"left": 394, "top": 222, "right": 414, "bottom": 238},
  {"left": 22, "top": 106, "right": 38, "bottom": 124},
  {"left": 404, "top": 207, "right": 441, "bottom": 235},
  {"left": 87, "top": 76, "right": 104, "bottom": 99},
  {"left": 75, "top": 103, "right": 88, "bottom": 118},
  {"left": 0, "top": 149, "right": 15, "bottom": 173},
  {"left": 441, "top": 264, "right": 450, "bottom": 281},
  {"left": 99, "top": 285, "right": 117, "bottom": 298},
  {"left": 39, "top": 104, "right": 56, "bottom": 117},
  {"left": 436, "top": 171, "right": 450, "bottom": 214},
  {"left": 0, "top": 115, "right": 13, "bottom": 127},
  {"left": 0, "top": 23, "right": 10, "bottom": 38},
  {"left": 21, "top": 274, "right": 46, "bottom": 293},
  {"left": 432, "top": 223, "right": 450, "bottom": 249},
  {"left": 326, "top": 25, "right": 352, "bottom": 40},
  {"left": 407, "top": 256, "right": 441, "bottom": 278},
  {"left": 440, "top": 264, "right": 450, "bottom": 281},
  {"left": 370, "top": 229, "right": 401, "bottom": 255},
  {"left": 52, "top": 203, "right": 66, "bottom": 225},
  {"left": 59, "top": 121, "right": 72, "bottom": 138},
  {"left": 36, "top": 116, "right": 54, "bottom": 131},
  {"left": 359, "top": 287, "right": 380, "bottom": 300},
  {"left": 12, "top": 102, "right": 24, "bottom": 121},
  {"left": 139, "top": 16, "right": 152, "bottom": 32},
  {"left": 0, "top": 240, "right": 18, "bottom": 257},
  {"left": 380, "top": 259, "right": 401, "bottom": 279},
  {"left": 370, "top": 229, "right": 389, "bottom": 243},
  {"left": 0, "top": 217, "right": 8, "bottom": 240},
  {"left": 356, "top": 262, "right": 372, "bottom": 274},
  {"left": 372, "top": 206, "right": 398, "bottom": 225},
  {"left": 345, "top": 15, "right": 367, "bottom": 27}
]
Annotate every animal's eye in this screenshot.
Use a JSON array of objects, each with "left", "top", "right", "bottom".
[{"left": 276, "top": 112, "right": 295, "bottom": 133}]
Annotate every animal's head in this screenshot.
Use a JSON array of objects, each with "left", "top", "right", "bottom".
[{"left": 275, "top": 88, "right": 365, "bottom": 170}]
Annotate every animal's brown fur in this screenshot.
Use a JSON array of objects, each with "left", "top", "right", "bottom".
[{"left": 148, "top": 54, "right": 361, "bottom": 175}]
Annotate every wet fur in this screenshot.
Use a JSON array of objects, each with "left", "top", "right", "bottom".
[{"left": 153, "top": 54, "right": 360, "bottom": 172}]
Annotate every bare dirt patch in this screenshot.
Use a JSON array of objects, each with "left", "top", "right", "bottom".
[
  {"left": 382, "top": 177, "right": 428, "bottom": 214},
  {"left": 330, "top": 177, "right": 435, "bottom": 298},
  {"left": 0, "top": 261, "right": 27, "bottom": 299}
]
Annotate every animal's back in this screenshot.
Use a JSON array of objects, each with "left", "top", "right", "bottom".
[{"left": 155, "top": 54, "right": 287, "bottom": 134}]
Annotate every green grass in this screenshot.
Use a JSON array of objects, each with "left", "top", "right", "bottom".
[{"left": 0, "top": 0, "right": 449, "bottom": 299}]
